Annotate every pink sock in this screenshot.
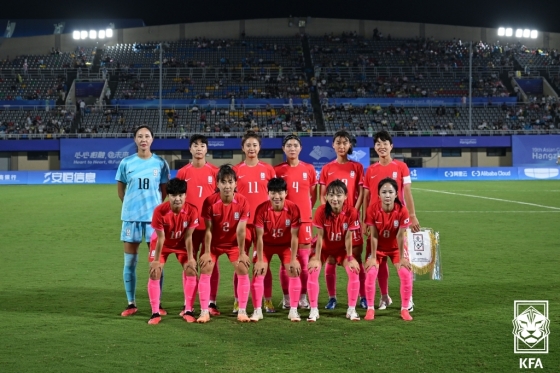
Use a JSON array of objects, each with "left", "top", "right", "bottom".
[
  {"left": 307, "top": 265, "right": 321, "bottom": 308},
  {"left": 325, "top": 262, "right": 337, "bottom": 297},
  {"left": 298, "top": 249, "right": 310, "bottom": 294},
  {"left": 264, "top": 267, "right": 273, "bottom": 298},
  {"left": 288, "top": 276, "right": 302, "bottom": 308},
  {"left": 183, "top": 273, "right": 198, "bottom": 311},
  {"left": 210, "top": 261, "right": 220, "bottom": 301},
  {"left": 398, "top": 267, "right": 413, "bottom": 309},
  {"left": 148, "top": 279, "right": 160, "bottom": 314},
  {"left": 251, "top": 275, "right": 265, "bottom": 309},
  {"left": 233, "top": 273, "right": 238, "bottom": 298},
  {"left": 198, "top": 274, "right": 211, "bottom": 311},
  {"left": 377, "top": 258, "right": 389, "bottom": 295},
  {"left": 279, "top": 265, "right": 289, "bottom": 295},
  {"left": 365, "top": 267, "right": 379, "bottom": 307},
  {"left": 345, "top": 266, "right": 360, "bottom": 308},
  {"left": 358, "top": 262, "right": 366, "bottom": 298},
  {"left": 237, "top": 274, "right": 250, "bottom": 309}
]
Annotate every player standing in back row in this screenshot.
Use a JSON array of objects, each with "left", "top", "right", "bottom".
[{"left": 116, "top": 125, "right": 170, "bottom": 317}]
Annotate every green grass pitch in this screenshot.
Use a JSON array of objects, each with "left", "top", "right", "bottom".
[{"left": 0, "top": 181, "right": 559, "bottom": 372}]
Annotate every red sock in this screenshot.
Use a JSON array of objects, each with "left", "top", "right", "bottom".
[
  {"left": 264, "top": 267, "right": 273, "bottom": 299},
  {"left": 210, "top": 261, "right": 220, "bottom": 301},
  {"left": 183, "top": 273, "right": 198, "bottom": 311},
  {"left": 358, "top": 262, "right": 366, "bottom": 298},
  {"left": 237, "top": 274, "right": 250, "bottom": 309},
  {"left": 147, "top": 279, "right": 160, "bottom": 314},
  {"left": 198, "top": 274, "right": 211, "bottom": 311},
  {"left": 251, "top": 275, "right": 265, "bottom": 309},
  {"left": 325, "top": 262, "right": 337, "bottom": 297},
  {"left": 288, "top": 276, "right": 301, "bottom": 308},
  {"left": 345, "top": 266, "right": 360, "bottom": 308},
  {"left": 377, "top": 257, "right": 389, "bottom": 295},
  {"left": 233, "top": 272, "right": 238, "bottom": 298},
  {"left": 279, "top": 265, "right": 289, "bottom": 296}
]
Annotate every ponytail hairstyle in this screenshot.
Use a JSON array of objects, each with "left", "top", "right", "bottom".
[
  {"left": 216, "top": 164, "right": 237, "bottom": 192},
  {"left": 377, "top": 177, "right": 403, "bottom": 206},
  {"left": 333, "top": 130, "right": 356, "bottom": 155},
  {"left": 325, "top": 179, "right": 348, "bottom": 220}
]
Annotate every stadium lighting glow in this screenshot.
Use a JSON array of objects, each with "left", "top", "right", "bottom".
[
  {"left": 99, "top": 30, "right": 106, "bottom": 39},
  {"left": 531, "top": 30, "right": 538, "bottom": 39},
  {"left": 497, "top": 27, "right": 505, "bottom": 36},
  {"left": 72, "top": 31, "right": 80, "bottom": 40},
  {"left": 80, "top": 30, "right": 88, "bottom": 40},
  {"left": 89, "top": 30, "right": 97, "bottom": 39},
  {"left": 106, "top": 28, "right": 113, "bottom": 38},
  {"left": 499, "top": 26, "right": 538, "bottom": 39},
  {"left": 523, "top": 29, "right": 530, "bottom": 38},
  {"left": 505, "top": 28, "right": 513, "bottom": 37},
  {"left": 515, "top": 29, "right": 523, "bottom": 38},
  {"left": 72, "top": 28, "right": 114, "bottom": 40}
]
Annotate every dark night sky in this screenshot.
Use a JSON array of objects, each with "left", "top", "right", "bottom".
[{"left": 4, "top": 0, "right": 560, "bottom": 33}]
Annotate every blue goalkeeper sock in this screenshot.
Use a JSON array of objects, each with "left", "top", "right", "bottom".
[
  {"left": 159, "top": 269, "right": 164, "bottom": 301},
  {"left": 123, "top": 253, "right": 138, "bottom": 303}
]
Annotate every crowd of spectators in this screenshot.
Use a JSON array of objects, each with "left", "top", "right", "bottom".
[{"left": 0, "top": 108, "right": 73, "bottom": 136}]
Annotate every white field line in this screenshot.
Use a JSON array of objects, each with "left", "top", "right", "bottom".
[{"left": 414, "top": 188, "right": 560, "bottom": 211}]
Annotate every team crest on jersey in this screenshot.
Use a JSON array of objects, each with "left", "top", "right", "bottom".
[
  {"left": 343, "top": 223, "right": 348, "bottom": 230},
  {"left": 260, "top": 172, "right": 265, "bottom": 180},
  {"left": 153, "top": 169, "right": 159, "bottom": 176},
  {"left": 234, "top": 212, "right": 240, "bottom": 220},
  {"left": 394, "top": 220, "right": 399, "bottom": 228},
  {"left": 183, "top": 222, "right": 188, "bottom": 228},
  {"left": 285, "top": 219, "right": 291, "bottom": 226},
  {"left": 208, "top": 176, "right": 213, "bottom": 183},
  {"left": 303, "top": 172, "right": 308, "bottom": 180},
  {"left": 392, "top": 171, "right": 398, "bottom": 179},
  {"left": 350, "top": 171, "right": 355, "bottom": 178}
]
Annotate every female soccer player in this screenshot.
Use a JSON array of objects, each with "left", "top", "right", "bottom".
[
  {"left": 233, "top": 131, "right": 276, "bottom": 313},
  {"left": 176, "top": 134, "right": 221, "bottom": 317},
  {"left": 251, "top": 178, "right": 303, "bottom": 322},
  {"left": 116, "top": 125, "right": 170, "bottom": 317},
  {"left": 364, "top": 177, "right": 413, "bottom": 321},
  {"left": 146, "top": 178, "right": 199, "bottom": 325},
  {"left": 307, "top": 180, "right": 362, "bottom": 322},
  {"left": 197, "top": 165, "right": 252, "bottom": 322},
  {"left": 274, "top": 134, "right": 317, "bottom": 310},
  {"left": 319, "top": 130, "right": 365, "bottom": 310},
  {"left": 363, "top": 130, "right": 420, "bottom": 311}
]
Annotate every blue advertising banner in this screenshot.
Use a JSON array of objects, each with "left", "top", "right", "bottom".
[
  {"left": 512, "top": 135, "right": 560, "bottom": 167},
  {"left": 393, "top": 136, "right": 511, "bottom": 148},
  {"left": 409, "top": 167, "right": 518, "bottom": 181},
  {"left": 75, "top": 82, "right": 105, "bottom": 97},
  {"left": 514, "top": 79, "right": 543, "bottom": 94},
  {"left": 111, "top": 98, "right": 305, "bottom": 108},
  {"left": 60, "top": 139, "right": 137, "bottom": 170},
  {"left": 327, "top": 97, "right": 517, "bottom": 107}
]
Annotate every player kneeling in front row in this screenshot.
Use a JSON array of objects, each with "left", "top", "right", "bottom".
[
  {"left": 307, "top": 180, "right": 362, "bottom": 322},
  {"left": 364, "top": 177, "right": 413, "bottom": 321},
  {"left": 198, "top": 165, "right": 252, "bottom": 322},
  {"left": 147, "top": 178, "right": 199, "bottom": 325},
  {"left": 251, "top": 178, "right": 303, "bottom": 322}
]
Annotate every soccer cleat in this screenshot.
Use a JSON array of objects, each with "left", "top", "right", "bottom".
[
  {"left": 182, "top": 311, "right": 196, "bottom": 323},
  {"left": 401, "top": 309, "right": 413, "bottom": 321},
  {"left": 307, "top": 308, "right": 320, "bottom": 322},
  {"left": 237, "top": 310, "right": 251, "bottom": 322},
  {"left": 298, "top": 295, "right": 310, "bottom": 309},
  {"left": 197, "top": 310, "right": 211, "bottom": 323},
  {"left": 359, "top": 297, "right": 368, "bottom": 309},
  {"left": 264, "top": 299, "right": 276, "bottom": 313},
  {"left": 250, "top": 308, "right": 263, "bottom": 322},
  {"left": 281, "top": 296, "right": 290, "bottom": 310},
  {"left": 408, "top": 297, "right": 414, "bottom": 312},
  {"left": 209, "top": 303, "right": 221, "bottom": 316},
  {"left": 346, "top": 308, "right": 361, "bottom": 321},
  {"left": 158, "top": 304, "right": 168, "bottom": 316},
  {"left": 364, "top": 308, "right": 375, "bottom": 321},
  {"left": 378, "top": 295, "right": 393, "bottom": 310},
  {"left": 288, "top": 309, "right": 301, "bottom": 322},
  {"left": 232, "top": 300, "right": 239, "bottom": 314},
  {"left": 121, "top": 304, "right": 138, "bottom": 317},
  {"left": 324, "top": 297, "right": 337, "bottom": 310},
  {"left": 148, "top": 313, "right": 161, "bottom": 325},
  {"left": 179, "top": 306, "right": 189, "bottom": 316}
]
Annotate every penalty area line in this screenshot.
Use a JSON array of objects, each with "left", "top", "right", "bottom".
[{"left": 414, "top": 188, "right": 560, "bottom": 211}]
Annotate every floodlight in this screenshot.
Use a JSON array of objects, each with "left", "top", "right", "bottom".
[
  {"left": 106, "top": 28, "right": 113, "bottom": 38},
  {"left": 530, "top": 30, "right": 538, "bottom": 39},
  {"left": 89, "top": 30, "right": 97, "bottom": 39},
  {"left": 99, "top": 30, "right": 106, "bottom": 39},
  {"left": 497, "top": 27, "right": 505, "bottom": 36},
  {"left": 523, "top": 29, "right": 530, "bottom": 38},
  {"left": 72, "top": 31, "right": 80, "bottom": 40},
  {"left": 505, "top": 28, "right": 513, "bottom": 37},
  {"left": 515, "top": 29, "right": 523, "bottom": 38},
  {"left": 80, "top": 30, "right": 88, "bottom": 39}
]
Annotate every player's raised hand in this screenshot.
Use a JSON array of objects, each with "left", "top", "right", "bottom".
[
  {"left": 289, "top": 259, "right": 301, "bottom": 276},
  {"left": 253, "top": 260, "right": 267, "bottom": 276},
  {"left": 149, "top": 261, "right": 162, "bottom": 280},
  {"left": 308, "top": 256, "right": 321, "bottom": 273},
  {"left": 198, "top": 253, "right": 212, "bottom": 269},
  {"left": 409, "top": 216, "right": 421, "bottom": 233},
  {"left": 364, "top": 257, "right": 378, "bottom": 272}
]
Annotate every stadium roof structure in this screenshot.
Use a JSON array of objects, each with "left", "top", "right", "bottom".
[{"left": 1, "top": 19, "right": 145, "bottom": 38}]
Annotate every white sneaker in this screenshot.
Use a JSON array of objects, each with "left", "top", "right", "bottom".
[
  {"left": 250, "top": 308, "right": 263, "bottom": 322},
  {"left": 298, "top": 295, "right": 310, "bottom": 309},
  {"left": 288, "top": 308, "right": 301, "bottom": 322},
  {"left": 378, "top": 295, "right": 393, "bottom": 310},
  {"left": 307, "top": 308, "right": 320, "bottom": 322},
  {"left": 346, "top": 308, "right": 360, "bottom": 321},
  {"left": 282, "top": 296, "right": 290, "bottom": 310},
  {"left": 408, "top": 297, "right": 414, "bottom": 312}
]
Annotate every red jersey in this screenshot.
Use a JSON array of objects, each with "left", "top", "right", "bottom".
[
  {"left": 312, "top": 204, "right": 360, "bottom": 251},
  {"left": 233, "top": 161, "right": 276, "bottom": 224},
  {"left": 151, "top": 201, "right": 199, "bottom": 250},
  {"left": 319, "top": 160, "right": 363, "bottom": 208},
  {"left": 254, "top": 199, "right": 301, "bottom": 246},
  {"left": 274, "top": 161, "right": 317, "bottom": 222},
  {"left": 176, "top": 162, "right": 219, "bottom": 230},
  {"left": 365, "top": 201, "right": 410, "bottom": 251},
  {"left": 364, "top": 160, "right": 411, "bottom": 207},
  {"left": 201, "top": 192, "right": 250, "bottom": 248}
]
